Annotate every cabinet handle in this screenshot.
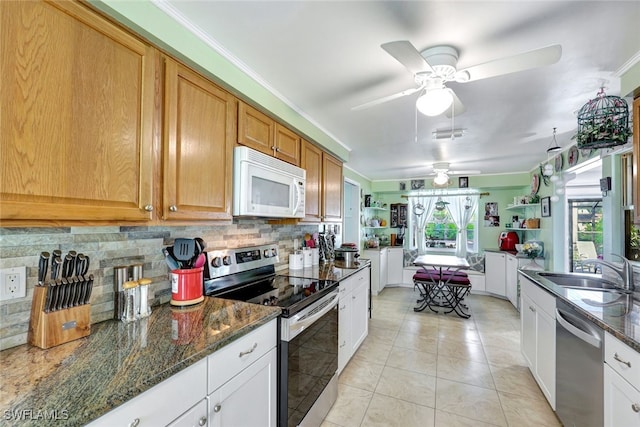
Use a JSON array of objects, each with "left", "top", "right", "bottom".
[
  {"left": 352, "top": 295, "right": 356, "bottom": 300},
  {"left": 529, "top": 306, "right": 536, "bottom": 312},
  {"left": 144, "top": 205, "right": 154, "bottom": 212},
  {"left": 239, "top": 342, "right": 258, "bottom": 358},
  {"left": 199, "top": 416, "right": 207, "bottom": 426},
  {"left": 339, "top": 341, "right": 346, "bottom": 348},
  {"left": 632, "top": 403, "right": 640, "bottom": 413},
  {"left": 169, "top": 205, "right": 178, "bottom": 212},
  {"left": 214, "top": 404, "right": 221, "bottom": 413},
  {"left": 614, "top": 352, "right": 632, "bottom": 368},
  {"left": 129, "top": 419, "right": 140, "bottom": 427},
  {"left": 340, "top": 304, "right": 346, "bottom": 310}
]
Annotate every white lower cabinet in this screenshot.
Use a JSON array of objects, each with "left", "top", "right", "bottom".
[
  {"left": 364, "top": 248, "right": 387, "bottom": 295},
  {"left": 338, "top": 267, "right": 370, "bottom": 374},
  {"left": 207, "top": 348, "right": 277, "bottom": 427},
  {"left": 484, "top": 251, "right": 506, "bottom": 297},
  {"left": 386, "top": 247, "right": 404, "bottom": 285},
  {"left": 604, "top": 332, "right": 640, "bottom": 427},
  {"left": 520, "top": 276, "right": 555, "bottom": 409},
  {"left": 505, "top": 254, "right": 518, "bottom": 308}
]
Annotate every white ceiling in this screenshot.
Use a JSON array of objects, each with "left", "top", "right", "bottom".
[{"left": 157, "top": 0, "right": 639, "bottom": 182}]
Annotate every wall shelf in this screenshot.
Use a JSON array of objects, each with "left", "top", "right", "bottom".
[{"left": 506, "top": 203, "right": 540, "bottom": 211}]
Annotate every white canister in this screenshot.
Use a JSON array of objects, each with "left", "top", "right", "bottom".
[
  {"left": 289, "top": 252, "right": 304, "bottom": 270},
  {"left": 311, "top": 248, "right": 319, "bottom": 265},
  {"left": 303, "top": 248, "right": 313, "bottom": 267}
]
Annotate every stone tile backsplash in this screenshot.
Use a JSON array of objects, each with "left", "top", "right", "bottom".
[{"left": 0, "top": 220, "right": 318, "bottom": 349}]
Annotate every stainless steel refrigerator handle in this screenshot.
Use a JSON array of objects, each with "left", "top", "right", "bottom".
[{"left": 556, "top": 308, "right": 601, "bottom": 348}]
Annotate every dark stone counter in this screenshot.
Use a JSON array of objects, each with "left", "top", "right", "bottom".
[
  {"left": 520, "top": 269, "right": 640, "bottom": 353},
  {"left": 0, "top": 298, "right": 280, "bottom": 426}
]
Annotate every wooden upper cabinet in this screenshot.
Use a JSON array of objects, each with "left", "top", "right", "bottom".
[
  {"left": 300, "top": 140, "right": 323, "bottom": 222},
  {"left": 274, "top": 124, "right": 301, "bottom": 166},
  {"left": 323, "top": 152, "right": 343, "bottom": 222},
  {"left": 634, "top": 97, "right": 639, "bottom": 224},
  {"left": 0, "top": 0, "right": 155, "bottom": 223},
  {"left": 163, "top": 58, "right": 235, "bottom": 221},
  {"left": 237, "top": 101, "right": 300, "bottom": 166}
]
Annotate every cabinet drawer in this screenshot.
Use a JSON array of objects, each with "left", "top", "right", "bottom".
[
  {"left": 88, "top": 359, "right": 207, "bottom": 426},
  {"left": 605, "top": 332, "right": 640, "bottom": 390},
  {"left": 208, "top": 320, "right": 277, "bottom": 393},
  {"left": 520, "top": 277, "right": 555, "bottom": 317}
]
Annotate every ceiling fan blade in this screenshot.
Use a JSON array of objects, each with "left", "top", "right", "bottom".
[
  {"left": 351, "top": 86, "right": 422, "bottom": 111},
  {"left": 381, "top": 40, "right": 434, "bottom": 75},
  {"left": 458, "top": 44, "right": 562, "bottom": 82},
  {"left": 445, "top": 89, "right": 466, "bottom": 118}
]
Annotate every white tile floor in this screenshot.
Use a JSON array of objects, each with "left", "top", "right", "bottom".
[{"left": 322, "top": 287, "right": 562, "bottom": 427}]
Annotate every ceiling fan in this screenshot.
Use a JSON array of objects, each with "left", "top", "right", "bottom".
[
  {"left": 429, "top": 162, "right": 481, "bottom": 186},
  {"left": 352, "top": 41, "right": 562, "bottom": 117}
]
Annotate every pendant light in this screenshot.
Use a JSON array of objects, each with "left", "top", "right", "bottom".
[{"left": 546, "top": 127, "right": 561, "bottom": 153}]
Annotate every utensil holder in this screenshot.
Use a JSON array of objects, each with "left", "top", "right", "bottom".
[{"left": 28, "top": 286, "right": 91, "bottom": 349}]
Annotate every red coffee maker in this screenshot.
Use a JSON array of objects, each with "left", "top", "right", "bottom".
[{"left": 498, "top": 231, "right": 519, "bottom": 251}]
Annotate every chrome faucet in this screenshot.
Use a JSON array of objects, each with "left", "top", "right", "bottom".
[{"left": 581, "top": 254, "right": 634, "bottom": 291}]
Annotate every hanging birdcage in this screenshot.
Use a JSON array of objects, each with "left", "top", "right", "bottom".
[{"left": 572, "top": 88, "right": 631, "bottom": 149}]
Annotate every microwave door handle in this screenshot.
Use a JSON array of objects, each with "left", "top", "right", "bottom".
[{"left": 293, "top": 179, "right": 301, "bottom": 214}]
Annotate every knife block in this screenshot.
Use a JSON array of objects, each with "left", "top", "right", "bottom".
[{"left": 28, "top": 286, "right": 91, "bottom": 349}]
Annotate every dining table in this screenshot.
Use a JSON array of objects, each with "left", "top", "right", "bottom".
[{"left": 412, "top": 254, "right": 472, "bottom": 318}]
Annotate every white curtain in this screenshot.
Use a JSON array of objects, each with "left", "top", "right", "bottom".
[
  {"left": 409, "top": 197, "right": 436, "bottom": 254},
  {"left": 447, "top": 195, "right": 479, "bottom": 258}
]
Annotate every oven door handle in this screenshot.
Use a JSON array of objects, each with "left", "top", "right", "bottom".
[{"left": 287, "top": 291, "right": 339, "bottom": 340}]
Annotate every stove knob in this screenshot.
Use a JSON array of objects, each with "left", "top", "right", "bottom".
[
  {"left": 223, "top": 255, "right": 232, "bottom": 265},
  {"left": 271, "top": 248, "right": 277, "bottom": 257},
  {"left": 263, "top": 249, "right": 271, "bottom": 258},
  {"left": 262, "top": 298, "right": 270, "bottom": 305},
  {"left": 211, "top": 257, "right": 222, "bottom": 268}
]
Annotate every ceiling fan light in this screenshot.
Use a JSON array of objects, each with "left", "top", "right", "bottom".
[
  {"left": 433, "top": 171, "right": 450, "bottom": 186},
  {"left": 416, "top": 88, "right": 453, "bottom": 116}
]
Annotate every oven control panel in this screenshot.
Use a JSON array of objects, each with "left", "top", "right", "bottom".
[{"left": 205, "top": 244, "right": 279, "bottom": 279}]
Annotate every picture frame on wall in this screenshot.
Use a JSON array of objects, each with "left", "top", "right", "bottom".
[
  {"left": 399, "top": 181, "right": 406, "bottom": 191},
  {"left": 541, "top": 196, "right": 551, "bottom": 217},
  {"left": 458, "top": 176, "right": 469, "bottom": 188},
  {"left": 410, "top": 179, "right": 425, "bottom": 190}
]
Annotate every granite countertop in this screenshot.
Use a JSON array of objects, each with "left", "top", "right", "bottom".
[
  {"left": 520, "top": 269, "right": 640, "bottom": 353},
  {"left": 0, "top": 297, "right": 280, "bottom": 426},
  {"left": 485, "top": 248, "right": 544, "bottom": 259}
]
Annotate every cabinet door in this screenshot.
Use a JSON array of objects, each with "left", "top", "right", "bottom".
[
  {"left": 633, "top": 97, "right": 640, "bottom": 224},
  {"left": 536, "top": 308, "right": 556, "bottom": 409},
  {"left": 338, "top": 286, "right": 352, "bottom": 374},
  {"left": 163, "top": 59, "right": 234, "bottom": 220},
  {"left": 237, "top": 101, "right": 274, "bottom": 156},
  {"left": 350, "top": 277, "right": 369, "bottom": 355},
  {"left": 604, "top": 364, "right": 640, "bottom": 427},
  {"left": 1, "top": 0, "right": 155, "bottom": 222},
  {"left": 521, "top": 294, "right": 536, "bottom": 369},
  {"left": 167, "top": 399, "right": 208, "bottom": 427},
  {"left": 300, "top": 140, "right": 322, "bottom": 222},
  {"left": 387, "top": 248, "right": 404, "bottom": 285},
  {"left": 379, "top": 248, "right": 389, "bottom": 291},
  {"left": 209, "top": 348, "right": 277, "bottom": 427},
  {"left": 485, "top": 252, "right": 506, "bottom": 296},
  {"left": 274, "top": 124, "right": 301, "bottom": 166},
  {"left": 505, "top": 255, "right": 518, "bottom": 308},
  {"left": 322, "top": 153, "right": 343, "bottom": 222}
]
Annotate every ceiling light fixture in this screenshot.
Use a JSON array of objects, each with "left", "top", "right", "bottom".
[
  {"left": 433, "top": 171, "right": 450, "bottom": 186},
  {"left": 416, "top": 87, "right": 453, "bottom": 116},
  {"left": 432, "top": 128, "right": 466, "bottom": 139},
  {"left": 546, "top": 127, "right": 561, "bottom": 153}
]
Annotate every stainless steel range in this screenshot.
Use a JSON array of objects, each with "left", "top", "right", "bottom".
[{"left": 203, "top": 244, "right": 339, "bottom": 427}]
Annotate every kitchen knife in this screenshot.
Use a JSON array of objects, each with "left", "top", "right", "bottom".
[
  {"left": 38, "top": 252, "right": 50, "bottom": 285},
  {"left": 51, "top": 256, "right": 62, "bottom": 282},
  {"left": 76, "top": 254, "right": 89, "bottom": 276},
  {"left": 58, "top": 278, "right": 69, "bottom": 310},
  {"left": 44, "top": 283, "right": 54, "bottom": 312},
  {"left": 67, "top": 251, "right": 77, "bottom": 276},
  {"left": 48, "top": 280, "right": 60, "bottom": 311},
  {"left": 61, "top": 254, "right": 74, "bottom": 279},
  {"left": 83, "top": 274, "right": 94, "bottom": 305},
  {"left": 70, "top": 276, "right": 81, "bottom": 307}
]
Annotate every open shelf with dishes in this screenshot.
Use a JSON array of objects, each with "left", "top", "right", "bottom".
[
  {"left": 505, "top": 203, "right": 541, "bottom": 230},
  {"left": 362, "top": 206, "right": 388, "bottom": 228}
]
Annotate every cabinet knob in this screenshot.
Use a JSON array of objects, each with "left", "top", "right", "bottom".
[
  {"left": 169, "top": 205, "right": 178, "bottom": 212},
  {"left": 632, "top": 403, "right": 640, "bottom": 413},
  {"left": 144, "top": 205, "right": 154, "bottom": 212},
  {"left": 129, "top": 419, "right": 140, "bottom": 427},
  {"left": 275, "top": 147, "right": 281, "bottom": 152},
  {"left": 214, "top": 404, "right": 221, "bottom": 413},
  {"left": 199, "top": 416, "right": 207, "bottom": 426},
  {"left": 614, "top": 352, "right": 632, "bottom": 368},
  {"left": 529, "top": 306, "right": 536, "bottom": 312}
]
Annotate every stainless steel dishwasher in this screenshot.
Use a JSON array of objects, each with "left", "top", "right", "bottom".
[{"left": 555, "top": 299, "right": 603, "bottom": 427}]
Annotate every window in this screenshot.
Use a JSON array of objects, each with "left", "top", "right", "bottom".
[{"left": 423, "top": 206, "right": 478, "bottom": 253}]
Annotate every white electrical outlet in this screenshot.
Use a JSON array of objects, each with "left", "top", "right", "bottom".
[{"left": 0, "top": 266, "right": 27, "bottom": 301}]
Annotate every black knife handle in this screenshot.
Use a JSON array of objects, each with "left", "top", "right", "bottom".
[
  {"left": 84, "top": 275, "right": 94, "bottom": 305},
  {"left": 44, "top": 283, "right": 54, "bottom": 312}
]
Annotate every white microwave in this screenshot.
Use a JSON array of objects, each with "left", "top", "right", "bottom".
[{"left": 233, "top": 146, "right": 306, "bottom": 218}]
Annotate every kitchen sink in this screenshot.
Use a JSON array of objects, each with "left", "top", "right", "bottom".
[{"left": 537, "top": 272, "right": 629, "bottom": 293}]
